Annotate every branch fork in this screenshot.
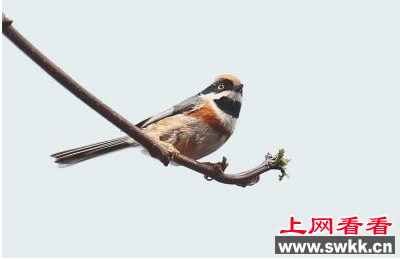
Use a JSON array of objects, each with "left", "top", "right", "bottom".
[{"left": 2, "top": 12, "right": 290, "bottom": 187}]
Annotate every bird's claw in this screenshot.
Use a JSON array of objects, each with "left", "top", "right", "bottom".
[{"left": 156, "top": 140, "right": 180, "bottom": 160}]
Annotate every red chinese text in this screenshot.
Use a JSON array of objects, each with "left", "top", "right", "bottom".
[
  {"left": 337, "top": 216, "right": 364, "bottom": 235},
  {"left": 365, "top": 216, "right": 393, "bottom": 235},
  {"left": 280, "top": 216, "right": 307, "bottom": 235},
  {"left": 308, "top": 217, "right": 333, "bottom": 235}
]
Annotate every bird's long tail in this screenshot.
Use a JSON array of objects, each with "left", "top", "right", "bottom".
[{"left": 51, "top": 136, "right": 137, "bottom": 165}]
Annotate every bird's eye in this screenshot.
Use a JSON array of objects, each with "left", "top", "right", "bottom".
[{"left": 217, "top": 84, "right": 225, "bottom": 90}]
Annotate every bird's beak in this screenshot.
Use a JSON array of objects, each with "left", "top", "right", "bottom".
[{"left": 234, "top": 84, "right": 243, "bottom": 94}]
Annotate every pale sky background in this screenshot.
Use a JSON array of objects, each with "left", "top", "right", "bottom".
[{"left": 2, "top": 0, "right": 400, "bottom": 257}]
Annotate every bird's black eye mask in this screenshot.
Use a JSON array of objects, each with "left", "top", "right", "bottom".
[{"left": 198, "top": 79, "right": 235, "bottom": 95}]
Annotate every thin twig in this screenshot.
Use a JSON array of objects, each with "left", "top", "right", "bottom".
[{"left": 2, "top": 12, "right": 289, "bottom": 187}]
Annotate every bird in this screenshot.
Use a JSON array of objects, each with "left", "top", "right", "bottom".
[{"left": 51, "top": 74, "right": 243, "bottom": 165}]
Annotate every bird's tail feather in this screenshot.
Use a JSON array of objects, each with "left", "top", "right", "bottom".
[{"left": 51, "top": 136, "right": 136, "bottom": 165}]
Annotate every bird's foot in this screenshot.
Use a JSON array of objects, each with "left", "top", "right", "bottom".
[
  {"left": 203, "top": 157, "right": 229, "bottom": 181},
  {"left": 156, "top": 140, "right": 180, "bottom": 160}
]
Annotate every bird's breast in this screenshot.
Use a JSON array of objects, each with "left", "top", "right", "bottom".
[
  {"left": 144, "top": 113, "right": 231, "bottom": 160},
  {"left": 187, "top": 101, "right": 233, "bottom": 137}
]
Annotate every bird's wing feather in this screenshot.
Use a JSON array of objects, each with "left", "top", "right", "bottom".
[{"left": 136, "top": 95, "right": 200, "bottom": 128}]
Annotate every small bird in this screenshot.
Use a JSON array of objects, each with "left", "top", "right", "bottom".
[{"left": 51, "top": 74, "right": 243, "bottom": 165}]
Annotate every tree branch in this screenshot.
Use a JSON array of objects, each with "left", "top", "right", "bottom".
[{"left": 2, "top": 12, "right": 289, "bottom": 187}]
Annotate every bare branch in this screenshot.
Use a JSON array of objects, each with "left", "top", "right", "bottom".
[
  {"left": 2, "top": 12, "right": 13, "bottom": 27},
  {"left": 2, "top": 12, "right": 171, "bottom": 166},
  {"left": 2, "top": 13, "right": 289, "bottom": 187}
]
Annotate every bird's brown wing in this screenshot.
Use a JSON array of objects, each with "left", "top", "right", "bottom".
[{"left": 135, "top": 95, "right": 200, "bottom": 128}]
